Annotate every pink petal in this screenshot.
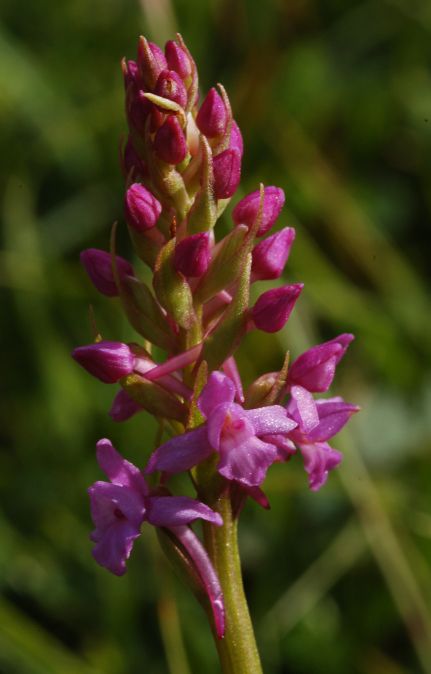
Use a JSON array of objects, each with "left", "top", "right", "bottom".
[
  {"left": 299, "top": 442, "right": 342, "bottom": 491},
  {"left": 145, "top": 426, "right": 213, "bottom": 474},
  {"left": 198, "top": 371, "right": 236, "bottom": 418},
  {"left": 290, "top": 385, "right": 319, "bottom": 433},
  {"left": 146, "top": 496, "right": 223, "bottom": 527},
  {"left": 96, "top": 439, "right": 147, "bottom": 495},
  {"left": 217, "top": 435, "right": 277, "bottom": 487},
  {"left": 244, "top": 405, "right": 297, "bottom": 436}
]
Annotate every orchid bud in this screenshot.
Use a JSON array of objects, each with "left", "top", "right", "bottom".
[
  {"left": 251, "top": 227, "right": 296, "bottom": 281},
  {"left": 154, "top": 116, "right": 187, "bottom": 165},
  {"left": 137, "top": 37, "right": 167, "bottom": 89},
  {"left": 72, "top": 341, "right": 135, "bottom": 383},
  {"left": 288, "top": 334, "right": 354, "bottom": 392},
  {"left": 122, "top": 59, "right": 139, "bottom": 89},
  {"left": 165, "top": 40, "right": 193, "bottom": 79},
  {"left": 109, "top": 389, "right": 141, "bottom": 421},
  {"left": 154, "top": 70, "right": 187, "bottom": 109},
  {"left": 232, "top": 186, "right": 285, "bottom": 237},
  {"left": 230, "top": 120, "right": 243, "bottom": 156},
  {"left": 125, "top": 183, "right": 162, "bottom": 232},
  {"left": 196, "top": 88, "right": 228, "bottom": 138},
  {"left": 174, "top": 232, "right": 211, "bottom": 277},
  {"left": 213, "top": 149, "right": 241, "bottom": 199},
  {"left": 80, "top": 249, "right": 134, "bottom": 297},
  {"left": 252, "top": 284, "right": 303, "bottom": 333},
  {"left": 122, "top": 137, "right": 147, "bottom": 179}
]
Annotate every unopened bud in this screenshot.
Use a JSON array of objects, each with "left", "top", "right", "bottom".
[
  {"left": 230, "top": 120, "right": 243, "bottom": 156},
  {"left": 251, "top": 227, "right": 295, "bottom": 281},
  {"left": 125, "top": 183, "right": 162, "bottom": 231},
  {"left": 109, "top": 389, "right": 141, "bottom": 421},
  {"left": 155, "top": 70, "right": 187, "bottom": 109},
  {"left": 196, "top": 88, "right": 228, "bottom": 138},
  {"left": 121, "top": 137, "right": 147, "bottom": 180},
  {"left": 137, "top": 37, "right": 167, "bottom": 89},
  {"left": 154, "top": 116, "right": 187, "bottom": 165},
  {"left": 174, "top": 232, "right": 211, "bottom": 277},
  {"left": 165, "top": 40, "right": 192, "bottom": 79},
  {"left": 252, "top": 284, "right": 303, "bottom": 333},
  {"left": 80, "top": 249, "right": 134, "bottom": 297},
  {"left": 72, "top": 341, "right": 135, "bottom": 383},
  {"left": 122, "top": 59, "right": 139, "bottom": 89},
  {"left": 213, "top": 149, "right": 241, "bottom": 199},
  {"left": 232, "top": 186, "right": 285, "bottom": 237}
]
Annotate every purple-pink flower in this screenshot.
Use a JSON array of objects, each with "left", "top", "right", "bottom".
[
  {"left": 89, "top": 439, "right": 222, "bottom": 576},
  {"left": 282, "top": 396, "right": 359, "bottom": 490},
  {"left": 146, "top": 372, "right": 297, "bottom": 488}
]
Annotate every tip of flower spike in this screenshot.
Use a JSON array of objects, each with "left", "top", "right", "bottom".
[{"left": 252, "top": 283, "right": 303, "bottom": 333}]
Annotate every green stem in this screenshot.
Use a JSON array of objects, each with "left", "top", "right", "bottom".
[{"left": 202, "top": 493, "right": 263, "bottom": 674}]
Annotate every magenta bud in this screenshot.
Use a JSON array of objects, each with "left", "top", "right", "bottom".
[
  {"left": 196, "top": 88, "right": 228, "bottom": 138},
  {"left": 154, "top": 69, "right": 187, "bottom": 109},
  {"left": 137, "top": 38, "right": 167, "bottom": 88},
  {"left": 232, "top": 186, "right": 285, "bottom": 237},
  {"left": 80, "top": 249, "right": 134, "bottom": 297},
  {"left": 154, "top": 116, "right": 187, "bottom": 165},
  {"left": 213, "top": 149, "right": 241, "bottom": 199},
  {"left": 123, "top": 59, "right": 139, "bottom": 89},
  {"left": 252, "top": 283, "right": 303, "bottom": 333},
  {"left": 125, "top": 183, "right": 162, "bottom": 232},
  {"left": 165, "top": 40, "right": 192, "bottom": 79},
  {"left": 122, "top": 137, "right": 147, "bottom": 179},
  {"left": 251, "top": 227, "right": 296, "bottom": 281},
  {"left": 109, "top": 389, "right": 141, "bottom": 421},
  {"left": 174, "top": 232, "right": 211, "bottom": 277},
  {"left": 288, "top": 334, "right": 354, "bottom": 392},
  {"left": 72, "top": 341, "right": 135, "bottom": 383},
  {"left": 230, "top": 120, "right": 243, "bottom": 156}
]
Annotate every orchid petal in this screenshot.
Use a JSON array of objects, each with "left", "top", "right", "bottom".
[
  {"left": 198, "top": 371, "right": 236, "bottom": 418},
  {"left": 244, "top": 405, "right": 297, "bottom": 436},
  {"left": 145, "top": 426, "right": 213, "bottom": 474},
  {"left": 290, "top": 386, "right": 319, "bottom": 433},
  {"left": 96, "top": 439, "right": 147, "bottom": 494},
  {"left": 299, "top": 441, "right": 342, "bottom": 491},
  {"left": 307, "top": 399, "right": 360, "bottom": 442},
  {"left": 146, "top": 496, "right": 223, "bottom": 527},
  {"left": 217, "top": 435, "right": 277, "bottom": 487}
]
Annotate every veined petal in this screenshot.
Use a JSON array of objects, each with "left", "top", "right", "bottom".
[
  {"left": 290, "top": 385, "right": 319, "bottom": 433},
  {"left": 145, "top": 426, "right": 213, "bottom": 474},
  {"left": 146, "top": 496, "right": 223, "bottom": 527},
  {"left": 198, "top": 371, "right": 236, "bottom": 418},
  {"left": 217, "top": 435, "right": 277, "bottom": 487},
  {"left": 244, "top": 405, "right": 297, "bottom": 436},
  {"left": 96, "top": 439, "right": 147, "bottom": 495}
]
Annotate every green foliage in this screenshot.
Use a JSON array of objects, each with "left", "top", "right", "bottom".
[{"left": 1, "top": 0, "right": 430, "bottom": 672}]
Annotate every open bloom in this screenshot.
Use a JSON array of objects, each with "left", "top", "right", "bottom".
[
  {"left": 89, "top": 439, "right": 222, "bottom": 576},
  {"left": 278, "top": 396, "right": 360, "bottom": 490},
  {"left": 146, "top": 372, "right": 297, "bottom": 488}
]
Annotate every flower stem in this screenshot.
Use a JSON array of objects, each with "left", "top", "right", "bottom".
[{"left": 202, "top": 493, "right": 263, "bottom": 674}]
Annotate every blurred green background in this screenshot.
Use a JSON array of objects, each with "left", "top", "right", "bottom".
[{"left": 1, "top": 0, "right": 431, "bottom": 672}]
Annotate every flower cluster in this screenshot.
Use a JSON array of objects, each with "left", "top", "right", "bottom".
[{"left": 73, "top": 34, "right": 358, "bottom": 638}]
